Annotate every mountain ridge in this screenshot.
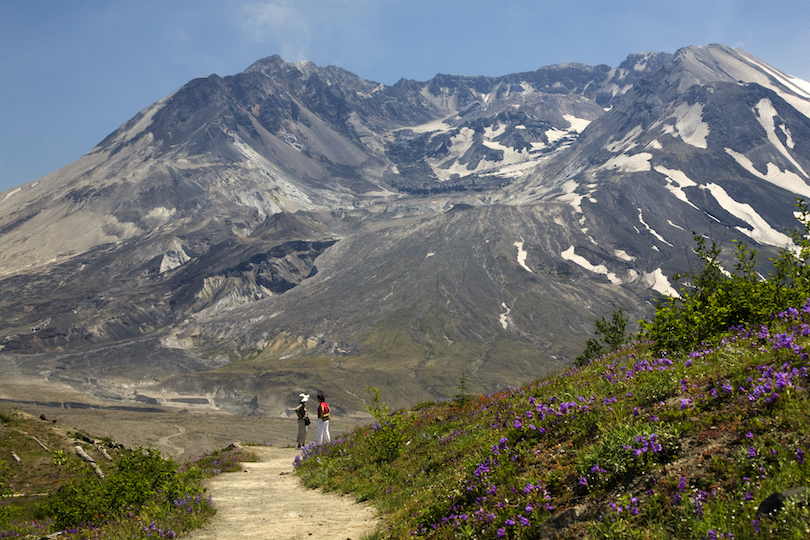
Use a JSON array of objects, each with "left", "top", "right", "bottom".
[{"left": 1, "top": 44, "right": 809, "bottom": 415}]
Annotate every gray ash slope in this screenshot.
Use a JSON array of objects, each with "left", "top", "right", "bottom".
[{"left": 0, "top": 44, "right": 808, "bottom": 414}]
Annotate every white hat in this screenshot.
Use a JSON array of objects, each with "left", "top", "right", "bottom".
[{"left": 299, "top": 393, "right": 310, "bottom": 402}]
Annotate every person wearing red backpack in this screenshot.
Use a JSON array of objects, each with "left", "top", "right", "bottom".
[{"left": 316, "top": 393, "right": 331, "bottom": 445}]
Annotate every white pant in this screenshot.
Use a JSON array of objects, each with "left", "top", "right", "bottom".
[{"left": 317, "top": 418, "right": 331, "bottom": 445}]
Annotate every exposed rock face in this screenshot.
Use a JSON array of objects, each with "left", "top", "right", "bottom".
[{"left": 1, "top": 44, "right": 809, "bottom": 413}]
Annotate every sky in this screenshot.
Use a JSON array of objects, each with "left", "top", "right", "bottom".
[{"left": 1, "top": 0, "right": 809, "bottom": 193}]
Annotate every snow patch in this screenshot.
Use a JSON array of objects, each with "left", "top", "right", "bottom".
[
  {"left": 668, "top": 220, "right": 685, "bottom": 231},
  {"left": 426, "top": 252, "right": 436, "bottom": 258},
  {"left": 614, "top": 249, "right": 635, "bottom": 262},
  {"left": 499, "top": 302, "right": 511, "bottom": 330},
  {"left": 602, "top": 153, "right": 652, "bottom": 173},
  {"left": 561, "top": 246, "right": 622, "bottom": 284},
  {"left": 545, "top": 127, "right": 569, "bottom": 144},
  {"left": 701, "top": 183, "right": 793, "bottom": 248},
  {"left": 557, "top": 179, "right": 586, "bottom": 213},
  {"left": 605, "top": 125, "right": 644, "bottom": 153},
  {"left": 654, "top": 166, "right": 699, "bottom": 209},
  {"left": 638, "top": 208, "right": 673, "bottom": 246},
  {"left": 646, "top": 139, "right": 663, "bottom": 150},
  {"left": 514, "top": 241, "right": 532, "bottom": 272},
  {"left": 643, "top": 268, "right": 680, "bottom": 297},
  {"left": 780, "top": 124, "right": 795, "bottom": 149},
  {"left": 740, "top": 53, "right": 810, "bottom": 118},
  {"left": 563, "top": 114, "right": 591, "bottom": 133},
  {"left": 160, "top": 239, "right": 191, "bottom": 273},
  {"left": 146, "top": 206, "right": 177, "bottom": 222},
  {"left": 667, "top": 102, "right": 710, "bottom": 149},
  {"left": 725, "top": 148, "right": 810, "bottom": 198},
  {"left": 754, "top": 98, "right": 809, "bottom": 178},
  {"left": 2, "top": 187, "right": 22, "bottom": 201},
  {"left": 426, "top": 124, "right": 546, "bottom": 182}
]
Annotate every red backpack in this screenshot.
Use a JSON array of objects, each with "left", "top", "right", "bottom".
[{"left": 321, "top": 402, "right": 331, "bottom": 420}]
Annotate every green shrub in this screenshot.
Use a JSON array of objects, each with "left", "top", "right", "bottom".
[
  {"left": 642, "top": 199, "right": 810, "bottom": 352},
  {"left": 576, "top": 309, "right": 630, "bottom": 366},
  {"left": 42, "top": 446, "right": 187, "bottom": 530},
  {"left": 365, "top": 387, "right": 407, "bottom": 462}
]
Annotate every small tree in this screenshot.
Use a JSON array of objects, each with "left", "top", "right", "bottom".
[
  {"left": 365, "top": 387, "right": 405, "bottom": 462},
  {"left": 575, "top": 309, "right": 629, "bottom": 366}
]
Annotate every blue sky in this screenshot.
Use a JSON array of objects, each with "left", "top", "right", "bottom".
[{"left": 1, "top": 0, "right": 809, "bottom": 193}]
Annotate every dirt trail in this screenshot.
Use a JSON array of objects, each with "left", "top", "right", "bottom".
[{"left": 184, "top": 446, "right": 380, "bottom": 540}]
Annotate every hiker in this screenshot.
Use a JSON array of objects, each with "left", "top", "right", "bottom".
[
  {"left": 316, "top": 393, "right": 331, "bottom": 445},
  {"left": 295, "top": 393, "right": 310, "bottom": 448}
]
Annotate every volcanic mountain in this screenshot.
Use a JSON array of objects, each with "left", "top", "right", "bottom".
[{"left": 1, "top": 44, "right": 808, "bottom": 415}]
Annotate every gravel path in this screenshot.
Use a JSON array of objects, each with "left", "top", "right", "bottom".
[{"left": 184, "top": 446, "right": 380, "bottom": 540}]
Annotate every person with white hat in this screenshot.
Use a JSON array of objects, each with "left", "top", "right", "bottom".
[{"left": 294, "top": 393, "right": 310, "bottom": 448}]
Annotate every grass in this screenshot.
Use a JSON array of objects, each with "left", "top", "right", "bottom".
[
  {"left": 295, "top": 300, "right": 810, "bottom": 539},
  {"left": 0, "top": 412, "right": 259, "bottom": 539}
]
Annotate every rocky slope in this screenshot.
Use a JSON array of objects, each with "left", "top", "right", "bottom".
[{"left": 0, "top": 44, "right": 808, "bottom": 414}]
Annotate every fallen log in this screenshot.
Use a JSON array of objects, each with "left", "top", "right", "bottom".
[
  {"left": 32, "top": 435, "right": 49, "bottom": 452},
  {"left": 74, "top": 444, "right": 104, "bottom": 479}
]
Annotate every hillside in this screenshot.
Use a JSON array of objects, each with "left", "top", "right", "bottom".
[
  {"left": 0, "top": 407, "right": 270, "bottom": 538},
  {"left": 294, "top": 231, "right": 810, "bottom": 539}
]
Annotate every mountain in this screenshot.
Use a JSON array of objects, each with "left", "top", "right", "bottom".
[{"left": 1, "top": 44, "right": 808, "bottom": 416}]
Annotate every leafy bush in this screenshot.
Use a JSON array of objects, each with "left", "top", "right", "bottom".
[
  {"left": 365, "top": 387, "right": 408, "bottom": 463},
  {"left": 41, "top": 446, "right": 206, "bottom": 531},
  {"left": 642, "top": 199, "right": 810, "bottom": 352},
  {"left": 576, "top": 308, "right": 630, "bottom": 366}
]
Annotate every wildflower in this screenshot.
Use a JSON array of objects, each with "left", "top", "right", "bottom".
[
  {"left": 579, "top": 477, "right": 588, "bottom": 487},
  {"left": 797, "top": 448, "right": 805, "bottom": 465},
  {"left": 496, "top": 528, "right": 507, "bottom": 538},
  {"left": 748, "top": 447, "right": 757, "bottom": 458}
]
